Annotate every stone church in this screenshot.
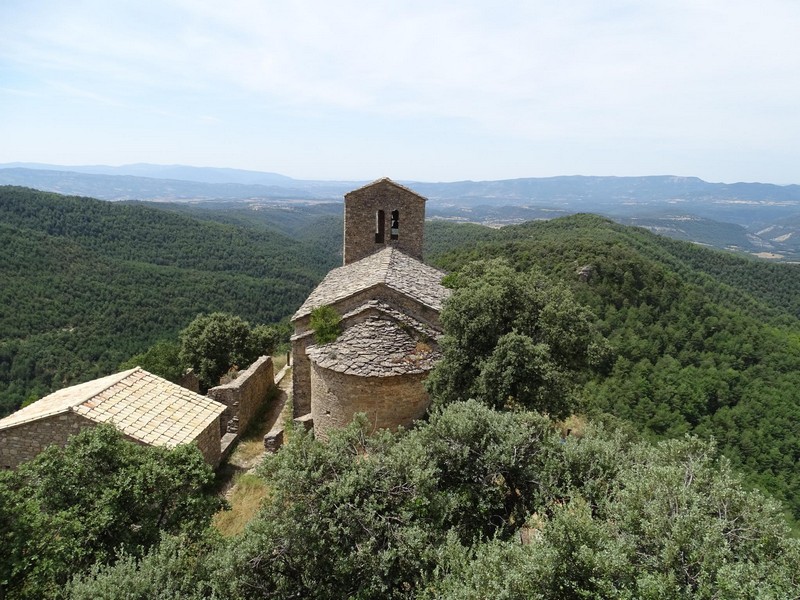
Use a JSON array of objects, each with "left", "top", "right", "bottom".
[{"left": 291, "top": 178, "right": 450, "bottom": 439}]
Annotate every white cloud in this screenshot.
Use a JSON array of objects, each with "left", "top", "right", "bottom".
[{"left": 1, "top": 0, "right": 800, "bottom": 180}]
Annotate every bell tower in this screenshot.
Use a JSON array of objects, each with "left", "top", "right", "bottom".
[{"left": 342, "top": 178, "right": 426, "bottom": 265}]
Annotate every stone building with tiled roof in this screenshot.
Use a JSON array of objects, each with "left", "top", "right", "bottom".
[
  {"left": 292, "top": 178, "right": 450, "bottom": 439},
  {"left": 0, "top": 367, "right": 227, "bottom": 468}
]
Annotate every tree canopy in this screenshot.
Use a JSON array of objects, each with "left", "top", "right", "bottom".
[
  {"left": 68, "top": 403, "right": 800, "bottom": 599},
  {"left": 309, "top": 305, "right": 341, "bottom": 345},
  {"left": 119, "top": 340, "right": 183, "bottom": 382},
  {"left": 0, "top": 425, "right": 222, "bottom": 599},
  {"left": 427, "top": 259, "right": 610, "bottom": 419},
  {"left": 0, "top": 186, "right": 335, "bottom": 417},
  {"left": 429, "top": 215, "right": 800, "bottom": 524},
  {"left": 178, "top": 312, "right": 278, "bottom": 390}
]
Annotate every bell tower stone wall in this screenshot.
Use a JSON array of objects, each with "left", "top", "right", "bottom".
[{"left": 343, "top": 178, "right": 426, "bottom": 265}]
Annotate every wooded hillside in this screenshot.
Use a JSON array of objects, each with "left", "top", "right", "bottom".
[
  {"left": 3, "top": 187, "right": 800, "bottom": 523},
  {"left": 429, "top": 215, "right": 800, "bottom": 522},
  {"left": 3, "top": 191, "right": 800, "bottom": 597},
  {"left": 0, "top": 186, "right": 339, "bottom": 415}
]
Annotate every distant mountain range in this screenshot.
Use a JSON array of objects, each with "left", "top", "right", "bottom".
[
  {"left": 0, "top": 162, "right": 297, "bottom": 185},
  {"left": 0, "top": 165, "right": 335, "bottom": 202},
  {"left": 4, "top": 163, "right": 800, "bottom": 260}
]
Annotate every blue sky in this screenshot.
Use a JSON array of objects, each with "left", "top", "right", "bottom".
[{"left": 2, "top": 0, "right": 799, "bottom": 183}]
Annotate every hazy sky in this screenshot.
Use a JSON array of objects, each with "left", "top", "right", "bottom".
[{"left": 2, "top": 1, "right": 799, "bottom": 183}]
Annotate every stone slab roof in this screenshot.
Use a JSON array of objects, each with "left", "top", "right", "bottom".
[
  {"left": 293, "top": 247, "right": 449, "bottom": 320},
  {"left": 346, "top": 177, "right": 428, "bottom": 201},
  {"left": 340, "top": 300, "right": 442, "bottom": 340},
  {"left": 0, "top": 368, "right": 226, "bottom": 447},
  {"left": 308, "top": 315, "right": 440, "bottom": 377}
]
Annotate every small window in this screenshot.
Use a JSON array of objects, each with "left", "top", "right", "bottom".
[
  {"left": 390, "top": 209, "right": 399, "bottom": 240},
  {"left": 375, "top": 210, "right": 385, "bottom": 243}
]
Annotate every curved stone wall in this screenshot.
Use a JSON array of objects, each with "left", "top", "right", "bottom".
[{"left": 310, "top": 361, "right": 431, "bottom": 440}]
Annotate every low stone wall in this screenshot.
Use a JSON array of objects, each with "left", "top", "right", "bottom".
[
  {"left": 263, "top": 426, "right": 284, "bottom": 453},
  {"left": 0, "top": 412, "right": 96, "bottom": 469},
  {"left": 208, "top": 356, "right": 274, "bottom": 435},
  {"left": 193, "top": 416, "right": 223, "bottom": 468},
  {"left": 179, "top": 369, "right": 200, "bottom": 393},
  {"left": 291, "top": 333, "right": 313, "bottom": 417},
  {"left": 310, "top": 362, "right": 431, "bottom": 441}
]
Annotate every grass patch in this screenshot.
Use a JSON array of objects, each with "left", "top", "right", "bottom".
[
  {"left": 213, "top": 472, "right": 270, "bottom": 537},
  {"left": 231, "top": 436, "right": 269, "bottom": 467},
  {"left": 272, "top": 352, "right": 289, "bottom": 372},
  {"left": 277, "top": 395, "right": 295, "bottom": 445},
  {"left": 227, "top": 384, "right": 281, "bottom": 466}
]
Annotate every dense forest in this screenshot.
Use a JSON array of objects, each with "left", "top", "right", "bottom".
[
  {"left": 0, "top": 186, "right": 340, "bottom": 415},
  {"left": 427, "top": 215, "right": 800, "bottom": 524}
]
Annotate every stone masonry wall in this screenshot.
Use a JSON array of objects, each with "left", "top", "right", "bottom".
[
  {"left": 344, "top": 180, "right": 426, "bottom": 265},
  {"left": 208, "top": 356, "right": 274, "bottom": 434},
  {"left": 193, "top": 416, "right": 223, "bottom": 468},
  {"left": 292, "top": 287, "right": 441, "bottom": 419},
  {"left": 0, "top": 412, "right": 96, "bottom": 469},
  {"left": 1, "top": 411, "right": 224, "bottom": 469},
  {"left": 291, "top": 333, "right": 313, "bottom": 417},
  {"left": 310, "top": 363, "right": 431, "bottom": 441}
]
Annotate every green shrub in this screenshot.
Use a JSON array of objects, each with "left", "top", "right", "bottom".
[{"left": 309, "top": 305, "right": 341, "bottom": 345}]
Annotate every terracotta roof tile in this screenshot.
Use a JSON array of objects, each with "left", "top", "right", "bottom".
[
  {"left": 0, "top": 369, "right": 137, "bottom": 430},
  {"left": 0, "top": 368, "right": 225, "bottom": 448}
]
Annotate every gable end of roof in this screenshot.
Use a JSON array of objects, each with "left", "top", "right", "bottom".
[{"left": 345, "top": 177, "right": 427, "bottom": 202}]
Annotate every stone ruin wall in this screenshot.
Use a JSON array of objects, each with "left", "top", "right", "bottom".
[
  {"left": 310, "top": 362, "right": 431, "bottom": 441},
  {"left": 344, "top": 182, "right": 426, "bottom": 265},
  {"left": 193, "top": 416, "right": 223, "bottom": 468},
  {"left": 208, "top": 355, "right": 274, "bottom": 435}
]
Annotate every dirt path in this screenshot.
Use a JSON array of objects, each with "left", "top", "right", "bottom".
[{"left": 216, "top": 367, "right": 292, "bottom": 495}]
